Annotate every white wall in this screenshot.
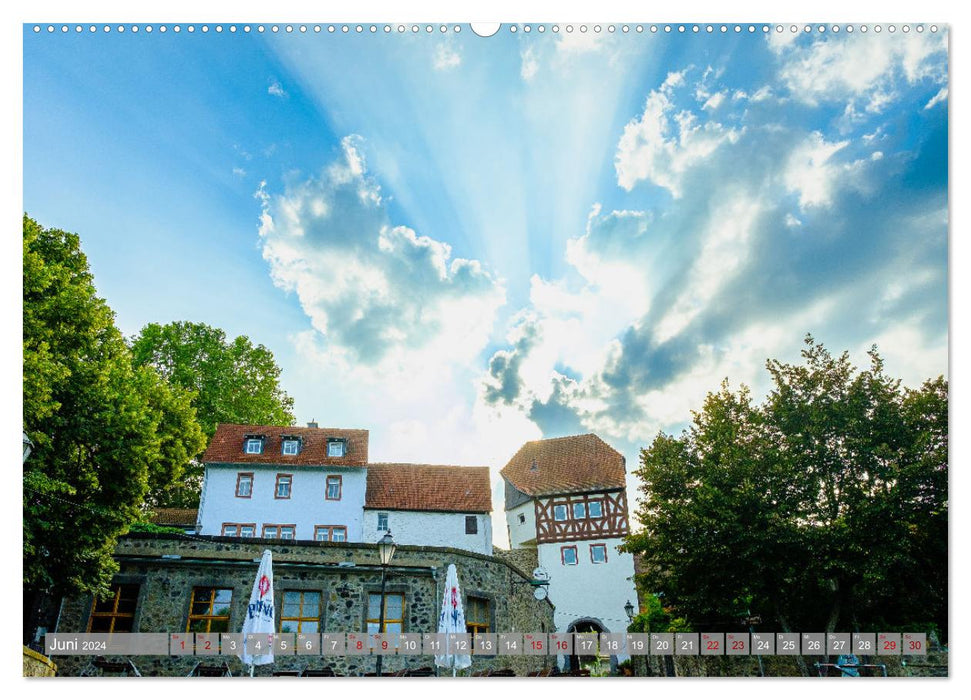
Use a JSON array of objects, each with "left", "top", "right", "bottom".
[
  {"left": 363, "top": 509, "right": 493, "bottom": 555},
  {"left": 505, "top": 501, "right": 536, "bottom": 549},
  {"left": 198, "top": 465, "right": 366, "bottom": 541},
  {"left": 537, "top": 537, "right": 638, "bottom": 636}
]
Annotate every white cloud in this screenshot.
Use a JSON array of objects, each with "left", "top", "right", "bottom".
[
  {"left": 784, "top": 132, "right": 850, "bottom": 209},
  {"left": 555, "top": 30, "right": 604, "bottom": 55},
  {"left": 615, "top": 70, "right": 741, "bottom": 196},
  {"left": 925, "top": 87, "right": 948, "bottom": 110},
  {"left": 434, "top": 44, "right": 461, "bottom": 71},
  {"left": 520, "top": 46, "right": 538, "bottom": 81},
  {"left": 268, "top": 80, "right": 287, "bottom": 98},
  {"left": 232, "top": 167, "right": 246, "bottom": 177},
  {"left": 258, "top": 135, "right": 506, "bottom": 387},
  {"left": 775, "top": 31, "right": 947, "bottom": 108}
]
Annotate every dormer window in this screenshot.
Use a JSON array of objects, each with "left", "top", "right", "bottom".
[
  {"left": 244, "top": 435, "right": 265, "bottom": 454},
  {"left": 327, "top": 439, "right": 346, "bottom": 458},
  {"left": 281, "top": 436, "right": 301, "bottom": 456}
]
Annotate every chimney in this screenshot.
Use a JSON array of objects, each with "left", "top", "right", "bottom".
[{"left": 307, "top": 419, "right": 319, "bottom": 428}]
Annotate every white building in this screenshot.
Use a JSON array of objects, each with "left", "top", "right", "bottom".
[
  {"left": 198, "top": 423, "right": 370, "bottom": 542},
  {"left": 363, "top": 463, "right": 493, "bottom": 555},
  {"left": 197, "top": 424, "right": 493, "bottom": 555},
  {"left": 500, "top": 434, "right": 638, "bottom": 666}
]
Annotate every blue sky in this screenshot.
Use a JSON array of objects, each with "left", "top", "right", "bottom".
[{"left": 23, "top": 24, "right": 949, "bottom": 543}]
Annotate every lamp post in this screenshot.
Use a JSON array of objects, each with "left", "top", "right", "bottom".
[
  {"left": 624, "top": 600, "right": 635, "bottom": 625},
  {"left": 375, "top": 530, "right": 397, "bottom": 677}
]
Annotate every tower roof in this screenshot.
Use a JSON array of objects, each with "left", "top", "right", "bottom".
[{"left": 500, "top": 434, "right": 626, "bottom": 497}]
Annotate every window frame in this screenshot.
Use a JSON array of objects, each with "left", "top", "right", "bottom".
[
  {"left": 327, "top": 439, "right": 346, "bottom": 458},
  {"left": 244, "top": 438, "right": 264, "bottom": 455},
  {"left": 465, "top": 515, "right": 478, "bottom": 535},
  {"left": 280, "top": 590, "right": 322, "bottom": 634},
  {"left": 87, "top": 583, "right": 139, "bottom": 633},
  {"left": 561, "top": 545, "right": 578, "bottom": 566},
  {"left": 366, "top": 592, "right": 405, "bottom": 633},
  {"left": 274, "top": 473, "right": 293, "bottom": 499},
  {"left": 314, "top": 525, "right": 347, "bottom": 542},
  {"left": 377, "top": 512, "right": 389, "bottom": 531},
  {"left": 281, "top": 439, "right": 300, "bottom": 456},
  {"left": 235, "top": 472, "right": 254, "bottom": 498},
  {"left": 572, "top": 502, "right": 588, "bottom": 519},
  {"left": 465, "top": 595, "right": 491, "bottom": 637},
  {"left": 587, "top": 499, "right": 603, "bottom": 518},
  {"left": 590, "top": 543, "right": 608, "bottom": 564},
  {"left": 325, "top": 475, "right": 342, "bottom": 501},
  {"left": 518, "top": 513, "right": 526, "bottom": 525},
  {"left": 186, "top": 587, "right": 234, "bottom": 633},
  {"left": 263, "top": 523, "right": 297, "bottom": 539},
  {"left": 221, "top": 522, "right": 256, "bottom": 537},
  {"left": 553, "top": 504, "right": 568, "bottom": 521}
]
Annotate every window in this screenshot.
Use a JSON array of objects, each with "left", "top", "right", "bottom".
[
  {"left": 221, "top": 522, "right": 256, "bottom": 537},
  {"left": 314, "top": 525, "right": 347, "bottom": 542},
  {"left": 465, "top": 515, "right": 478, "bottom": 535},
  {"left": 282, "top": 439, "right": 300, "bottom": 456},
  {"left": 327, "top": 440, "right": 345, "bottom": 458},
  {"left": 187, "top": 587, "right": 233, "bottom": 633},
  {"left": 590, "top": 544, "right": 607, "bottom": 564},
  {"left": 572, "top": 502, "right": 587, "bottom": 519},
  {"left": 275, "top": 474, "right": 292, "bottom": 499},
  {"left": 466, "top": 596, "right": 490, "bottom": 637},
  {"left": 88, "top": 584, "right": 139, "bottom": 632},
  {"left": 518, "top": 513, "right": 526, "bottom": 525},
  {"left": 325, "top": 475, "right": 342, "bottom": 500},
  {"left": 263, "top": 524, "right": 296, "bottom": 539},
  {"left": 367, "top": 593, "right": 404, "bottom": 634},
  {"left": 553, "top": 504, "right": 568, "bottom": 521},
  {"left": 561, "top": 546, "right": 578, "bottom": 566},
  {"left": 377, "top": 513, "right": 389, "bottom": 531},
  {"left": 280, "top": 591, "right": 321, "bottom": 634},
  {"left": 244, "top": 438, "right": 263, "bottom": 455},
  {"left": 588, "top": 500, "right": 603, "bottom": 518},
  {"left": 236, "top": 473, "right": 253, "bottom": 498}
]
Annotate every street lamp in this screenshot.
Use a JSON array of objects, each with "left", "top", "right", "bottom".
[
  {"left": 375, "top": 530, "right": 397, "bottom": 676},
  {"left": 624, "top": 600, "right": 635, "bottom": 623}
]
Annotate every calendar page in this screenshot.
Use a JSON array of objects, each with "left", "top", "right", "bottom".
[{"left": 21, "top": 2, "right": 951, "bottom": 683}]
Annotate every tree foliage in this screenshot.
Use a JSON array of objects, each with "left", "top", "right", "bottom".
[
  {"left": 129, "top": 321, "right": 295, "bottom": 506},
  {"left": 623, "top": 336, "right": 947, "bottom": 639},
  {"left": 23, "top": 216, "right": 205, "bottom": 598}
]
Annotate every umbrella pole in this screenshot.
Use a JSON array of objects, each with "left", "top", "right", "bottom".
[{"left": 250, "top": 663, "right": 254, "bottom": 677}]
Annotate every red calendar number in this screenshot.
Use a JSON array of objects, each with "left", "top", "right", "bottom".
[
  {"left": 731, "top": 640, "right": 744, "bottom": 650},
  {"left": 356, "top": 640, "right": 364, "bottom": 650},
  {"left": 706, "top": 640, "right": 719, "bottom": 651},
  {"left": 556, "top": 641, "right": 568, "bottom": 651},
  {"left": 883, "top": 640, "right": 897, "bottom": 651},
  {"left": 531, "top": 640, "right": 544, "bottom": 650},
  {"left": 908, "top": 641, "right": 921, "bottom": 651}
]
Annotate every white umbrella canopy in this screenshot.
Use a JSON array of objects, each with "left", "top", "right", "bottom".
[
  {"left": 240, "top": 549, "right": 275, "bottom": 667},
  {"left": 435, "top": 564, "right": 472, "bottom": 672}
]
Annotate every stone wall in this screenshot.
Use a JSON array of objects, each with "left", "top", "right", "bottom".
[
  {"left": 23, "top": 646, "right": 57, "bottom": 677},
  {"left": 53, "top": 534, "right": 555, "bottom": 677},
  {"left": 492, "top": 546, "right": 538, "bottom": 577}
]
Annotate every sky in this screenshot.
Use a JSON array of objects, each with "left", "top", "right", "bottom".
[{"left": 22, "top": 22, "right": 949, "bottom": 546}]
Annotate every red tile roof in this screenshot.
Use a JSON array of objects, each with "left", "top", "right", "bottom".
[
  {"left": 365, "top": 464, "right": 492, "bottom": 513},
  {"left": 500, "top": 434, "right": 626, "bottom": 497},
  {"left": 149, "top": 508, "right": 198, "bottom": 526},
  {"left": 202, "top": 423, "right": 369, "bottom": 467}
]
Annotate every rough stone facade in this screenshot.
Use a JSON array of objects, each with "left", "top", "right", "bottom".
[
  {"left": 53, "top": 534, "right": 555, "bottom": 677},
  {"left": 492, "top": 546, "right": 538, "bottom": 577}
]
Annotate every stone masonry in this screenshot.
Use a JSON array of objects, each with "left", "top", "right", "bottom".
[{"left": 54, "top": 533, "right": 555, "bottom": 677}]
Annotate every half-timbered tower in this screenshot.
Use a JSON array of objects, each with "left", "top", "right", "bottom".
[{"left": 501, "top": 434, "right": 638, "bottom": 644}]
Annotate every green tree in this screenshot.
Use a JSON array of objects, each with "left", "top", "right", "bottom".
[
  {"left": 129, "top": 321, "right": 295, "bottom": 506},
  {"left": 23, "top": 215, "right": 205, "bottom": 599},
  {"left": 623, "top": 335, "right": 947, "bottom": 641}
]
